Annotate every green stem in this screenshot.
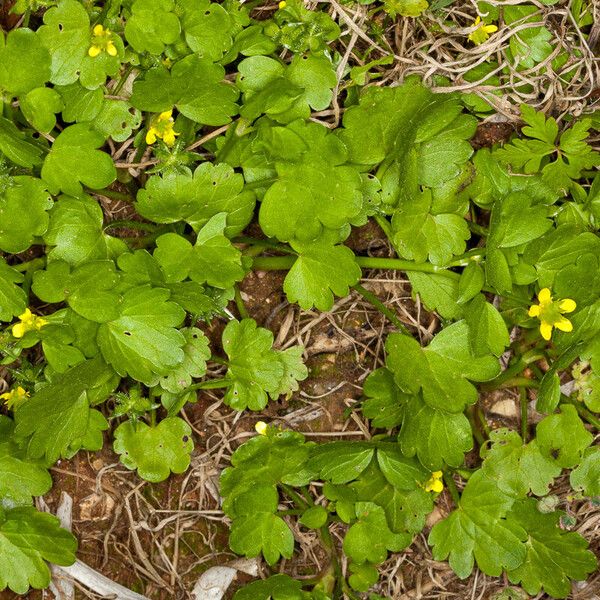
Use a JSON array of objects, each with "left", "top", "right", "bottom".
[
  {"left": 520, "top": 388, "right": 528, "bottom": 443},
  {"left": 477, "top": 407, "right": 491, "bottom": 437},
  {"left": 443, "top": 473, "right": 461, "bottom": 505},
  {"left": 234, "top": 286, "right": 249, "bottom": 320},
  {"left": 374, "top": 214, "right": 393, "bottom": 239},
  {"left": 279, "top": 484, "right": 310, "bottom": 510},
  {"left": 104, "top": 220, "right": 157, "bottom": 232},
  {"left": 234, "top": 236, "right": 297, "bottom": 255},
  {"left": 468, "top": 222, "right": 488, "bottom": 237},
  {"left": 482, "top": 351, "right": 545, "bottom": 390},
  {"left": 184, "top": 378, "right": 231, "bottom": 392},
  {"left": 113, "top": 64, "right": 134, "bottom": 96},
  {"left": 498, "top": 376, "right": 539, "bottom": 389},
  {"left": 252, "top": 255, "right": 456, "bottom": 275},
  {"left": 352, "top": 283, "right": 409, "bottom": 334},
  {"left": 561, "top": 396, "right": 600, "bottom": 430},
  {"left": 244, "top": 178, "right": 278, "bottom": 190},
  {"left": 467, "top": 406, "right": 485, "bottom": 446}
]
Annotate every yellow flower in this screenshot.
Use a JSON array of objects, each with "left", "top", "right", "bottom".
[
  {"left": 528, "top": 288, "right": 576, "bottom": 341},
  {"left": 468, "top": 16, "right": 498, "bottom": 45},
  {"left": 0, "top": 386, "right": 30, "bottom": 410},
  {"left": 278, "top": 1, "right": 287, "bottom": 8},
  {"left": 255, "top": 421, "right": 268, "bottom": 435},
  {"left": 12, "top": 308, "right": 48, "bottom": 338},
  {"left": 424, "top": 471, "right": 444, "bottom": 493},
  {"left": 88, "top": 24, "right": 118, "bottom": 58},
  {"left": 146, "top": 110, "right": 179, "bottom": 146}
]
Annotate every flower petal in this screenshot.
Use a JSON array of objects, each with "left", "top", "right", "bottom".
[
  {"left": 88, "top": 45, "right": 101, "bottom": 58},
  {"left": 528, "top": 304, "right": 541, "bottom": 317},
  {"left": 538, "top": 288, "right": 552, "bottom": 305},
  {"left": 540, "top": 321, "right": 553, "bottom": 341},
  {"left": 558, "top": 298, "right": 576, "bottom": 313},
  {"left": 554, "top": 317, "right": 573, "bottom": 332},
  {"left": 484, "top": 24, "right": 498, "bottom": 33},
  {"left": 146, "top": 129, "right": 157, "bottom": 145},
  {"left": 107, "top": 42, "right": 118, "bottom": 57},
  {"left": 12, "top": 323, "right": 26, "bottom": 338},
  {"left": 93, "top": 24, "right": 104, "bottom": 36},
  {"left": 430, "top": 479, "right": 444, "bottom": 493},
  {"left": 158, "top": 110, "right": 173, "bottom": 122}
]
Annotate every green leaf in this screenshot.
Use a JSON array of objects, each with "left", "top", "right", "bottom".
[
  {"left": 299, "top": 506, "right": 328, "bottom": 529},
  {"left": 350, "top": 454, "right": 432, "bottom": 534},
  {"left": 386, "top": 321, "right": 500, "bottom": 412},
  {"left": 43, "top": 195, "right": 124, "bottom": 265},
  {"left": 361, "top": 368, "right": 407, "bottom": 429},
  {"left": 57, "top": 82, "right": 103, "bottom": 123},
  {"left": 536, "top": 404, "right": 593, "bottom": 468},
  {"left": 124, "top": 0, "right": 180, "bottom": 55},
  {"left": 554, "top": 253, "right": 600, "bottom": 308},
  {"left": 92, "top": 100, "right": 142, "bottom": 143},
  {"left": 343, "top": 502, "right": 411, "bottom": 564},
  {"left": 465, "top": 294, "right": 510, "bottom": 357},
  {"left": 32, "top": 260, "right": 120, "bottom": 322},
  {"left": 283, "top": 241, "right": 361, "bottom": 311},
  {"left": 429, "top": 470, "right": 526, "bottom": 578},
  {"left": 20, "top": 87, "right": 64, "bottom": 133},
  {"left": 0, "top": 29, "right": 50, "bottom": 95},
  {"left": 259, "top": 121, "right": 363, "bottom": 243},
  {"left": 233, "top": 574, "right": 304, "bottom": 600},
  {"left": 0, "top": 506, "right": 77, "bottom": 594},
  {"left": 154, "top": 214, "right": 244, "bottom": 289},
  {"left": 130, "top": 55, "right": 238, "bottom": 125},
  {"left": 407, "top": 272, "right": 462, "bottom": 320},
  {"left": 349, "top": 562, "right": 379, "bottom": 593},
  {"left": 339, "top": 83, "right": 475, "bottom": 206},
  {"left": 399, "top": 394, "right": 473, "bottom": 470},
  {"left": 14, "top": 358, "right": 119, "bottom": 463},
  {"left": 41, "top": 124, "right": 116, "bottom": 197},
  {"left": 0, "top": 177, "right": 52, "bottom": 254},
  {"left": 457, "top": 262, "right": 485, "bottom": 304},
  {"left": 505, "top": 8, "right": 553, "bottom": 69},
  {"left": 113, "top": 417, "right": 193, "bottom": 482},
  {"left": 136, "top": 163, "right": 255, "bottom": 236},
  {"left": 0, "top": 416, "right": 52, "bottom": 507},
  {"left": 308, "top": 442, "right": 375, "bottom": 484},
  {"left": 570, "top": 447, "right": 600, "bottom": 497},
  {"left": 391, "top": 189, "right": 470, "bottom": 265},
  {"left": 238, "top": 54, "right": 336, "bottom": 124},
  {"left": 481, "top": 429, "right": 560, "bottom": 497},
  {"left": 222, "top": 319, "right": 306, "bottom": 411},
  {"left": 0, "top": 116, "right": 44, "bottom": 168},
  {"left": 0, "top": 259, "right": 26, "bottom": 322},
  {"left": 178, "top": 0, "right": 234, "bottom": 60},
  {"left": 37, "top": 0, "right": 90, "bottom": 85},
  {"left": 158, "top": 327, "right": 210, "bottom": 393},
  {"left": 507, "top": 499, "right": 597, "bottom": 598},
  {"left": 229, "top": 511, "right": 294, "bottom": 566},
  {"left": 97, "top": 286, "right": 186, "bottom": 385}
]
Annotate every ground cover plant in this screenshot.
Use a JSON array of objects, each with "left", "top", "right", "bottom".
[{"left": 0, "top": 0, "right": 598, "bottom": 598}]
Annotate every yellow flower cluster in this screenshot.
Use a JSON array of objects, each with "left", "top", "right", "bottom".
[
  {"left": 528, "top": 288, "right": 576, "bottom": 341},
  {"left": 146, "top": 110, "right": 179, "bottom": 146},
  {"left": 424, "top": 471, "right": 444, "bottom": 493},
  {"left": 468, "top": 16, "right": 498, "bottom": 45},
  {"left": 12, "top": 308, "right": 48, "bottom": 338},
  {"left": 0, "top": 386, "right": 29, "bottom": 410},
  {"left": 88, "top": 24, "right": 118, "bottom": 57}
]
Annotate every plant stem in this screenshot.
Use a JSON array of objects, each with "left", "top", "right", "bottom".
[
  {"left": 443, "top": 473, "right": 461, "bottom": 505},
  {"left": 467, "top": 406, "right": 485, "bottom": 446},
  {"left": 252, "top": 255, "right": 456, "bottom": 275},
  {"left": 482, "top": 350, "right": 545, "bottom": 391},
  {"left": 113, "top": 64, "right": 135, "bottom": 96},
  {"left": 184, "top": 378, "right": 231, "bottom": 392},
  {"left": 520, "top": 388, "right": 528, "bottom": 443},
  {"left": 495, "top": 376, "right": 539, "bottom": 389},
  {"left": 477, "top": 407, "right": 491, "bottom": 437},
  {"left": 352, "top": 283, "right": 409, "bottom": 334},
  {"left": 234, "top": 286, "right": 249, "bottom": 320},
  {"left": 279, "top": 484, "right": 310, "bottom": 510}
]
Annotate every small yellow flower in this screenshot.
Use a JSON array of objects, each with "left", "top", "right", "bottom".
[
  {"left": 528, "top": 288, "right": 576, "bottom": 341},
  {"left": 88, "top": 24, "right": 118, "bottom": 58},
  {"left": 0, "top": 386, "right": 30, "bottom": 410},
  {"left": 12, "top": 308, "right": 48, "bottom": 338},
  {"left": 424, "top": 471, "right": 444, "bottom": 493},
  {"left": 146, "top": 110, "right": 179, "bottom": 146},
  {"left": 278, "top": 1, "right": 287, "bottom": 8},
  {"left": 255, "top": 421, "right": 268, "bottom": 435},
  {"left": 468, "top": 16, "right": 498, "bottom": 45}
]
